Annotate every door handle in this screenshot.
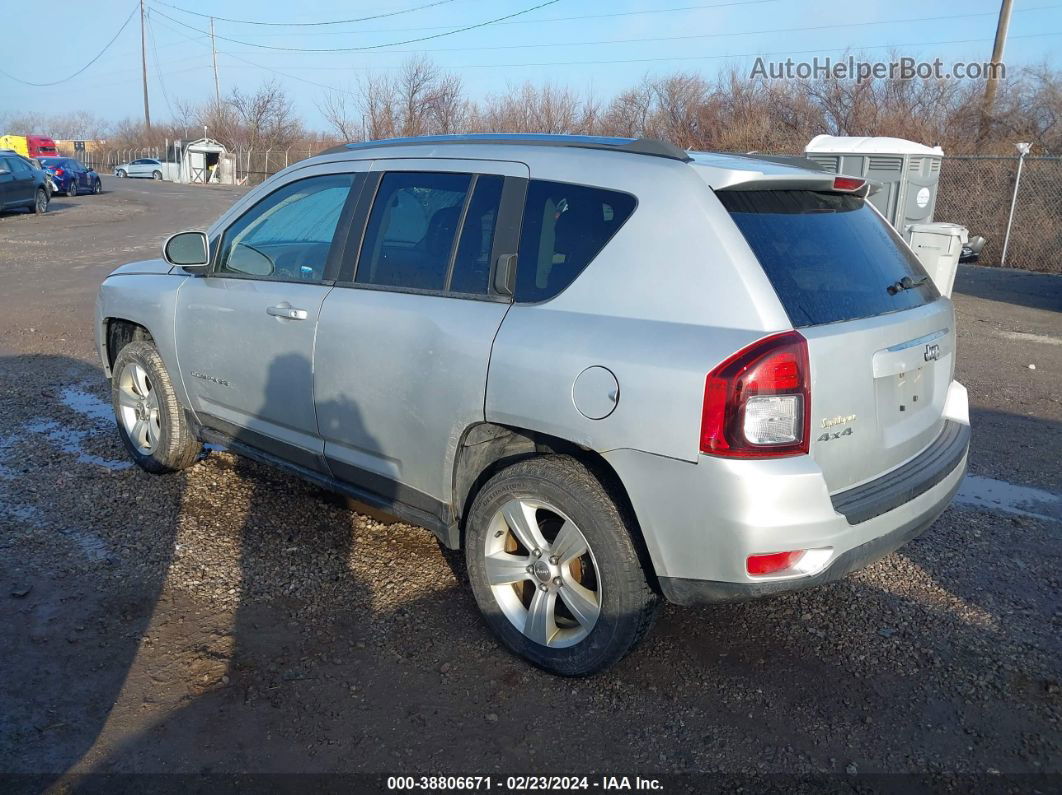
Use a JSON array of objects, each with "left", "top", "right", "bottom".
[{"left": 266, "top": 304, "right": 308, "bottom": 320}]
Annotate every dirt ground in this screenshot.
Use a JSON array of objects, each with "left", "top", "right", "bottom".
[{"left": 0, "top": 178, "right": 1059, "bottom": 789}]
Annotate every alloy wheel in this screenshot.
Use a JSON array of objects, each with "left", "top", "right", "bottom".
[
  {"left": 483, "top": 498, "right": 602, "bottom": 648},
  {"left": 116, "top": 362, "right": 162, "bottom": 454}
]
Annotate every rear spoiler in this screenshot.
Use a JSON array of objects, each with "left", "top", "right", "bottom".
[{"left": 716, "top": 173, "right": 875, "bottom": 198}]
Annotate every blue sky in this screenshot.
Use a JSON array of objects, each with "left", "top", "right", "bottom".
[{"left": 2, "top": 0, "right": 1060, "bottom": 130}]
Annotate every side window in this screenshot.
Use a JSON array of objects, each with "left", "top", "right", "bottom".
[
  {"left": 355, "top": 171, "right": 471, "bottom": 291},
  {"left": 10, "top": 158, "right": 32, "bottom": 177},
  {"left": 449, "top": 175, "right": 504, "bottom": 295},
  {"left": 515, "top": 180, "right": 637, "bottom": 303},
  {"left": 0, "top": 158, "right": 12, "bottom": 175},
  {"left": 217, "top": 173, "right": 355, "bottom": 282}
]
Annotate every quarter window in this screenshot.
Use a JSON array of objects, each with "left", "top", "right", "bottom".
[
  {"left": 217, "top": 173, "right": 355, "bottom": 281},
  {"left": 356, "top": 172, "right": 471, "bottom": 291},
  {"left": 515, "top": 180, "right": 637, "bottom": 303}
]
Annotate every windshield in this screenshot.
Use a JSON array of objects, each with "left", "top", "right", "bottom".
[{"left": 718, "top": 189, "right": 939, "bottom": 327}]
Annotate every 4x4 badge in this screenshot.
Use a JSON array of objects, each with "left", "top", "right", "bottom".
[{"left": 924, "top": 343, "right": 941, "bottom": 361}]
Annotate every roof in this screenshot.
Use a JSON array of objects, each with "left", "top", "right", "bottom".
[
  {"left": 805, "top": 134, "right": 943, "bottom": 156},
  {"left": 319, "top": 134, "right": 692, "bottom": 162}
]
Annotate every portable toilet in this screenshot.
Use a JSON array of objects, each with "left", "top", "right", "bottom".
[
  {"left": 804, "top": 135, "right": 962, "bottom": 297},
  {"left": 804, "top": 135, "right": 944, "bottom": 238}
]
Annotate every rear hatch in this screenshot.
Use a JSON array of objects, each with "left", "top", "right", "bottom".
[{"left": 717, "top": 185, "right": 952, "bottom": 493}]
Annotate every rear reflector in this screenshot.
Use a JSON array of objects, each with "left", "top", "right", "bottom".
[
  {"left": 832, "top": 176, "right": 866, "bottom": 192},
  {"left": 747, "top": 550, "right": 806, "bottom": 576}
]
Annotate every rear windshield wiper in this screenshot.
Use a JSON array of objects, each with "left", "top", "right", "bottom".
[{"left": 887, "top": 275, "right": 930, "bottom": 295}]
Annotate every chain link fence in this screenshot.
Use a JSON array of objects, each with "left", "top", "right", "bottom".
[{"left": 936, "top": 155, "right": 1062, "bottom": 274}]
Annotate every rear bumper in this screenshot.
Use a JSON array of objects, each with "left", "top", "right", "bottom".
[
  {"left": 658, "top": 452, "right": 965, "bottom": 605},
  {"left": 604, "top": 381, "right": 970, "bottom": 606}
]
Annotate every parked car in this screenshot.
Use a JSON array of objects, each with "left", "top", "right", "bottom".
[
  {"left": 95, "top": 134, "right": 970, "bottom": 675},
  {"left": 114, "top": 158, "right": 168, "bottom": 180},
  {"left": 0, "top": 133, "right": 59, "bottom": 158},
  {"left": 38, "top": 157, "right": 102, "bottom": 197},
  {"left": 0, "top": 151, "right": 50, "bottom": 215}
]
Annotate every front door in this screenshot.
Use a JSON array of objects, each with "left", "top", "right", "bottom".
[
  {"left": 314, "top": 158, "right": 528, "bottom": 518},
  {"left": 174, "top": 169, "right": 362, "bottom": 471}
]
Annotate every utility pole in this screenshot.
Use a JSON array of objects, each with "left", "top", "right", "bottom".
[
  {"left": 140, "top": 0, "right": 151, "bottom": 129},
  {"left": 210, "top": 17, "right": 221, "bottom": 105},
  {"left": 977, "top": 0, "right": 1013, "bottom": 147}
]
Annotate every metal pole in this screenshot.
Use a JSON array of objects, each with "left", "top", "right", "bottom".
[
  {"left": 210, "top": 17, "right": 221, "bottom": 105},
  {"left": 1001, "top": 143, "right": 1031, "bottom": 267},
  {"left": 140, "top": 0, "right": 151, "bottom": 129}
]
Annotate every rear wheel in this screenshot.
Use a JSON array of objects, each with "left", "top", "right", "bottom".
[
  {"left": 116, "top": 169, "right": 127, "bottom": 178},
  {"left": 152, "top": 170, "right": 162, "bottom": 180},
  {"left": 111, "top": 340, "right": 201, "bottom": 473},
  {"left": 33, "top": 188, "right": 48, "bottom": 215},
  {"left": 465, "top": 456, "right": 658, "bottom": 675},
  {"left": 66, "top": 179, "right": 78, "bottom": 198}
]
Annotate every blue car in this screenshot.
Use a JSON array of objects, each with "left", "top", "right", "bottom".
[{"left": 38, "top": 157, "right": 102, "bottom": 197}]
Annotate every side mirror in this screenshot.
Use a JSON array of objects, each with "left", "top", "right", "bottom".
[{"left": 163, "top": 230, "right": 210, "bottom": 273}]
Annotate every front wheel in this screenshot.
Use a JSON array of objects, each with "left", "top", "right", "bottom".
[
  {"left": 111, "top": 340, "right": 201, "bottom": 473},
  {"left": 116, "top": 169, "right": 127, "bottom": 178},
  {"left": 33, "top": 188, "right": 48, "bottom": 215},
  {"left": 465, "top": 456, "right": 658, "bottom": 675},
  {"left": 152, "top": 170, "right": 162, "bottom": 180},
  {"left": 93, "top": 179, "right": 102, "bottom": 194}
]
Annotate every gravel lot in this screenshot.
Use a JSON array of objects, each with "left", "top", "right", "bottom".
[{"left": 0, "top": 178, "right": 1059, "bottom": 786}]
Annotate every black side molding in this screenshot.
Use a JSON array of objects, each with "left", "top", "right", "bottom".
[{"left": 831, "top": 420, "right": 970, "bottom": 525}]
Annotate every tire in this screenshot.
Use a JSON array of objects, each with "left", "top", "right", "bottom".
[
  {"left": 152, "top": 170, "right": 162, "bottom": 180},
  {"left": 33, "top": 188, "right": 48, "bottom": 215},
  {"left": 116, "top": 169, "right": 127, "bottom": 178},
  {"left": 66, "top": 179, "right": 78, "bottom": 198},
  {"left": 465, "top": 455, "right": 658, "bottom": 675},
  {"left": 111, "top": 340, "right": 201, "bottom": 474},
  {"left": 93, "top": 179, "right": 102, "bottom": 194}
]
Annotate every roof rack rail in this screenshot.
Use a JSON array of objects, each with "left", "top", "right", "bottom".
[{"left": 317, "top": 134, "right": 692, "bottom": 163}]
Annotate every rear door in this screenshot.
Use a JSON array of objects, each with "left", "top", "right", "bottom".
[
  {"left": 717, "top": 187, "right": 952, "bottom": 493},
  {"left": 314, "top": 158, "right": 528, "bottom": 517}
]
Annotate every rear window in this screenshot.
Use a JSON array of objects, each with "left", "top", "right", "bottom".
[
  {"left": 516, "top": 180, "right": 636, "bottom": 303},
  {"left": 718, "top": 190, "right": 938, "bottom": 327}
]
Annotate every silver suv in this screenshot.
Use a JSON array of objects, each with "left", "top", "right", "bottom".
[{"left": 96, "top": 135, "right": 970, "bottom": 675}]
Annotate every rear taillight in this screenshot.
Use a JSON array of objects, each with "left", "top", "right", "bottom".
[
  {"left": 700, "top": 331, "right": 810, "bottom": 458},
  {"left": 54, "top": 168, "right": 64, "bottom": 176}
]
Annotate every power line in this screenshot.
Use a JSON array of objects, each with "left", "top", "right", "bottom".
[
  {"left": 147, "top": 12, "right": 176, "bottom": 118},
  {"left": 153, "top": 0, "right": 465, "bottom": 26},
  {"left": 450, "top": 30, "right": 1062, "bottom": 69},
  {"left": 0, "top": 3, "right": 139, "bottom": 86},
  {"left": 148, "top": 0, "right": 565, "bottom": 52},
  {"left": 150, "top": 0, "right": 786, "bottom": 39},
  {"left": 214, "top": 5, "right": 1062, "bottom": 56}
]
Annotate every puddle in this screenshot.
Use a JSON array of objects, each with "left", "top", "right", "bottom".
[
  {"left": 955, "top": 474, "right": 1062, "bottom": 524},
  {"left": 23, "top": 419, "right": 131, "bottom": 471},
  {"left": 59, "top": 386, "right": 115, "bottom": 426}
]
